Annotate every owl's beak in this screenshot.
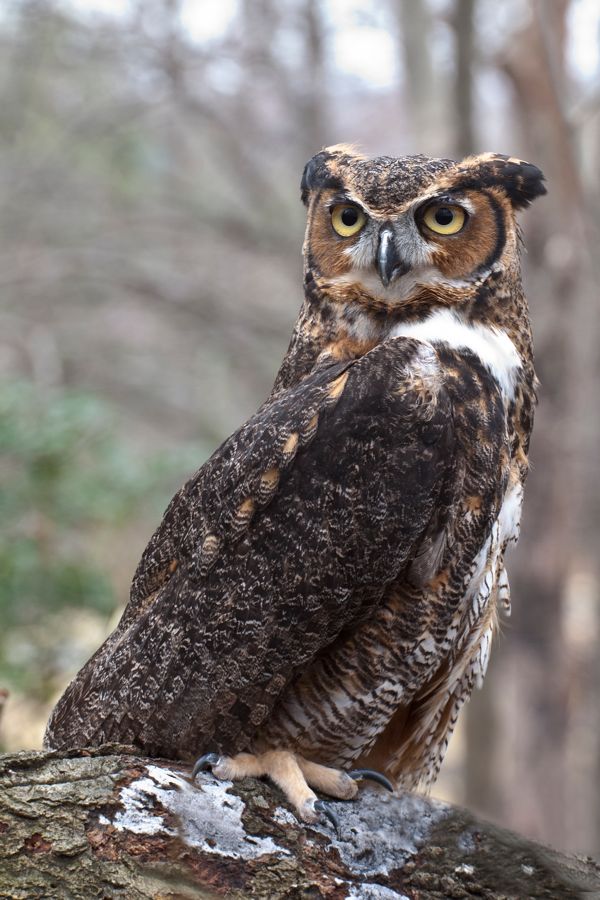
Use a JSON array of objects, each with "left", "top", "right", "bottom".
[{"left": 377, "top": 229, "right": 410, "bottom": 287}]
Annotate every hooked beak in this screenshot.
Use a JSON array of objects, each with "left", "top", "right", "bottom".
[{"left": 377, "top": 229, "right": 410, "bottom": 287}]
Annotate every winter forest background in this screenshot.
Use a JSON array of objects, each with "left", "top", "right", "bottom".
[{"left": 0, "top": 0, "right": 599, "bottom": 857}]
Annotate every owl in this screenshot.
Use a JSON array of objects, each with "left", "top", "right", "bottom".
[{"left": 45, "top": 145, "right": 545, "bottom": 828}]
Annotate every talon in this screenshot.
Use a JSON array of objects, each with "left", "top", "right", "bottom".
[
  {"left": 349, "top": 768, "right": 394, "bottom": 793},
  {"left": 314, "top": 799, "right": 341, "bottom": 836},
  {"left": 192, "top": 752, "right": 221, "bottom": 779}
]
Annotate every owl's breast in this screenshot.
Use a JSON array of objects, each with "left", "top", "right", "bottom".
[
  {"left": 256, "top": 337, "right": 526, "bottom": 778},
  {"left": 253, "top": 476, "right": 522, "bottom": 774}
]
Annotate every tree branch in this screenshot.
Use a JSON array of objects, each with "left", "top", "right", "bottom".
[{"left": 0, "top": 747, "right": 598, "bottom": 898}]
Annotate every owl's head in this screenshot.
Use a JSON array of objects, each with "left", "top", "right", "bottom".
[{"left": 300, "top": 145, "right": 545, "bottom": 312}]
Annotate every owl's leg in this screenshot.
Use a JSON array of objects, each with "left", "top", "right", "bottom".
[
  {"left": 296, "top": 756, "right": 358, "bottom": 799},
  {"left": 193, "top": 749, "right": 335, "bottom": 826},
  {"left": 192, "top": 750, "right": 393, "bottom": 828}
]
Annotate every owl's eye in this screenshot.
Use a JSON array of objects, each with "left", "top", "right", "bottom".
[
  {"left": 421, "top": 203, "right": 466, "bottom": 236},
  {"left": 331, "top": 204, "right": 367, "bottom": 237}
]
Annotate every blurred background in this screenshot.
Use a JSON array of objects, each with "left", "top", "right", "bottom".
[{"left": 0, "top": 0, "right": 598, "bottom": 857}]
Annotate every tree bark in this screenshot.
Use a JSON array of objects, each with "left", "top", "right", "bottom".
[{"left": 0, "top": 747, "right": 598, "bottom": 899}]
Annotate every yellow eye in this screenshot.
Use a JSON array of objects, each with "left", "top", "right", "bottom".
[
  {"left": 422, "top": 204, "right": 466, "bottom": 235},
  {"left": 331, "top": 204, "right": 367, "bottom": 237}
]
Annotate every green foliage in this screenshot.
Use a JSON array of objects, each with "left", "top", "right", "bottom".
[{"left": 0, "top": 379, "right": 196, "bottom": 700}]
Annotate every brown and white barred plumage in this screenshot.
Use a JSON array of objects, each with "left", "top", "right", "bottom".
[{"left": 45, "top": 146, "right": 545, "bottom": 798}]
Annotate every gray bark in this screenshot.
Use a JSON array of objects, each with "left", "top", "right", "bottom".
[{"left": 0, "top": 747, "right": 599, "bottom": 899}]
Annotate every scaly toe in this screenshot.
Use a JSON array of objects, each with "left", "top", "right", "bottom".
[
  {"left": 300, "top": 797, "right": 341, "bottom": 834},
  {"left": 298, "top": 795, "right": 321, "bottom": 825},
  {"left": 333, "top": 771, "right": 359, "bottom": 800}
]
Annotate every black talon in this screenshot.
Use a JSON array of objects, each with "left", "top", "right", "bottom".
[
  {"left": 314, "top": 799, "right": 341, "bottom": 836},
  {"left": 349, "top": 768, "right": 394, "bottom": 793},
  {"left": 192, "top": 752, "right": 221, "bottom": 779}
]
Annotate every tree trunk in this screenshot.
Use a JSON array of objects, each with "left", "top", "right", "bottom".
[
  {"left": 394, "top": 0, "right": 438, "bottom": 149},
  {"left": 0, "top": 747, "right": 598, "bottom": 899},
  {"left": 452, "top": 0, "right": 478, "bottom": 157},
  {"left": 486, "top": 0, "right": 600, "bottom": 853}
]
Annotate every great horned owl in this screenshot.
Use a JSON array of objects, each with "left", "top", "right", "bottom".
[{"left": 45, "top": 145, "right": 545, "bottom": 826}]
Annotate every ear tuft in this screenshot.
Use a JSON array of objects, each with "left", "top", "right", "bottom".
[
  {"left": 300, "top": 144, "right": 364, "bottom": 205},
  {"left": 495, "top": 157, "right": 547, "bottom": 209},
  {"left": 458, "top": 153, "right": 547, "bottom": 210},
  {"left": 300, "top": 151, "right": 333, "bottom": 205}
]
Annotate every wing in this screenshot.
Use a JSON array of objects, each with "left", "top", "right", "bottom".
[{"left": 45, "top": 338, "right": 456, "bottom": 759}]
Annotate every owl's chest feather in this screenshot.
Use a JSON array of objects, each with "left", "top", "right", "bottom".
[
  {"left": 389, "top": 307, "right": 523, "bottom": 402},
  {"left": 255, "top": 337, "right": 526, "bottom": 771}
]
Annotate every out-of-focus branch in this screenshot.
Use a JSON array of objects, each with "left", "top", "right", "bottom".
[
  {"left": 299, "top": 0, "right": 328, "bottom": 159},
  {"left": 452, "top": 0, "right": 478, "bottom": 157},
  {"left": 394, "top": 0, "right": 436, "bottom": 145}
]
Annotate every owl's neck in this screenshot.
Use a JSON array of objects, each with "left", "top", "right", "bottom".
[
  {"left": 271, "top": 266, "right": 534, "bottom": 399},
  {"left": 270, "top": 271, "right": 381, "bottom": 396}
]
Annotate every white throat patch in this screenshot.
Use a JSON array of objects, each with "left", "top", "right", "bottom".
[{"left": 390, "top": 308, "right": 522, "bottom": 400}]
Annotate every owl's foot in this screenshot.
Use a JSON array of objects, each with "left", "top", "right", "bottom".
[{"left": 191, "top": 750, "right": 393, "bottom": 830}]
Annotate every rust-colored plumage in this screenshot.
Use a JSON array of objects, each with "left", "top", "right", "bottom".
[{"left": 45, "top": 146, "right": 545, "bottom": 823}]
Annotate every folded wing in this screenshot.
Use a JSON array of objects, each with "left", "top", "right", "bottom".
[{"left": 45, "top": 338, "right": 456, "bottom": 759}]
